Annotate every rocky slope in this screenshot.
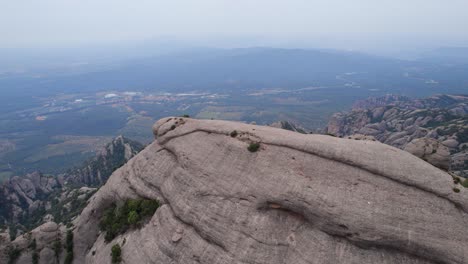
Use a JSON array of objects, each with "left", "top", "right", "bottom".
[
  {"left": 0, "top": 172, "right": 62, "bottom": 225},
  {"left": 49, "top": 117, "right": 468, "bottom": 264},
  {"left": 327, "top": 94, "right": 468, "bottom": 175},
  {"left": 0, "top": 136, "right": 143, "bottom": 239},
  {"left": 65, "top": 136, "right": 144, "bottom": 186},
  {"left": 0, "top": 222, "right": 68, "bottom": 264}
]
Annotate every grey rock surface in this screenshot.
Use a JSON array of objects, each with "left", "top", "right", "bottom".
[
  {"left": 326, "top": 94, "right": 468, "bottom": 176},
  {"left": 0, "top": 172, "right": 62, "bottom": 224},
  {"left": 69, "top": 117, "right": 467, "bottom": 264},
  {"left": 0, "top": 221, "right": 66, "bottom": 264},
  {"left": 404, "top": 138, "right": 451, "bottom": 170},
  {"left": 65, "top": 135, "right": 144, "bottom": 186}
]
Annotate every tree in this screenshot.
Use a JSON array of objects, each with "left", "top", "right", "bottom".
[
  {"left": 32, "top": 251, "right": 39, "bottom": 264},
  {"left": 53, "top": 238, "right": 62, "bottom": 260},
  {"left": 127, "top": 211, "right": 139, "bottom": 225},
  {"left": 111, "top": 244, "right": 122, "bottom": 263}
]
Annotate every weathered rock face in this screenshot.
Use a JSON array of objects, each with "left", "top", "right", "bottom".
[
  {"left": 0, "top": 172, "right": 62, "bottom": 224},
  {"left": 404, "top": 138, "right": 451, "bottom": 170},
  {"left": 0, "top": 136, "right": 142, "bottom": 239},
  {"left": 70, "top": 117, "right": 467, "bottom": 264},
  {"left": 327, "top": 94, "right": 468, "bottom": 175},
  {"left": 65, "top": 135, "right": 144, "bottom": 186},
  {"left": 270, "top": 120, "right": 307, "bottom": 134},
  {"left": 0, "top": 221, "right": 66, "bottom": 264}
]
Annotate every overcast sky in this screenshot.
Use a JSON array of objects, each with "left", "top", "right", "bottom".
[{"left": 1, "top": 0, "right": 468, "bottom": 51}]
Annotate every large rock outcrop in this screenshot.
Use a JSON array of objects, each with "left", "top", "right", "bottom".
[
  {"left": 65, "top": 135, "right": 144, "bottom": 186},
  {"left": 0, "top": 136, "right": 143, "bottom": 240},
  {"left": 327, "top": 94, "right": 468, "bottom": 175},
  {"left": 0, "top": 221, "right": 66, "bottom": 264},
  {"left": 71, "top": 117, "right": 467, "bottom": 264},
  {"left": 0, "top": 172, "right": 63, "bottom": 224}
]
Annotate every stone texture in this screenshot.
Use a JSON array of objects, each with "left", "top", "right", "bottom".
[
  {"left": 65, "top": 135, "right": 144, "bottom": 186},
  {"left": 0, "top": 172, "right": 62, "bottom": 224},
  {"left": 0, "top": 221, "right": 66, "bottom": 264},
  {"left": 404, "top": 138, "right": 451, "bottom": 170},
  {"left": 68, "top": 117, "right": 467, "bottom": 264},
  {"left": 326, "top": 94, "right": 468, "bottom": 176}
]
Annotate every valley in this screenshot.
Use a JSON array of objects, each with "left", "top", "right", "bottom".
[{"left": 2, "top": 48, "right": 467, "bottom": 179}]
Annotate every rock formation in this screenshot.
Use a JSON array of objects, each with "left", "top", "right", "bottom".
[
  {"left": 65, "top": 135, "right": 144, "bottom": 186},
  {"left": 0, "top": 221, "right": 67, "bottom": 264},
  {"left": 327, "top": 94, "right": 468, "bottom": 175},
  {"left": 270, "top": 120, "right": 307, "bottom": 134},
  {"left": 64, "top": 117, "right": 467, "bottom": 264},
  {"left": 0, "top": 136, "right": 143, "bottom": 239},
  {"left": 0, "top": 172, "right": 62, "bottom": 224}
]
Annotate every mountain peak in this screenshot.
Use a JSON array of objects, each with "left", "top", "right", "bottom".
[{"left": 66, "top": 117, "right": 467, "bottom": 264}]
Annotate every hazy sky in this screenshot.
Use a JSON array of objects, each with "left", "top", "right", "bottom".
[{"left": 1, "top": 0, "right": 468, "bottom": 51}]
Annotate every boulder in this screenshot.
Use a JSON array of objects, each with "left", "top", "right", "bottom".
[{"left": 404, "top": 138, "right": 451, "bottom": 170}]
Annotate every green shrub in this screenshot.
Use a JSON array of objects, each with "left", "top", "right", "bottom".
[
  {"left": 32, "top": 251, "right": 39, "bottom": 264},
  {"left": 64, "top": 252, "right": 74, "bottom": 264},
  {"left": 462, "top": 178, "right": 468, "bottom": 188},
  {"left": 65, "top": 230, "right": 74, "bottom": 252},
  {"left": 7, "top": 246, "right": 21, "bottom": 264},
  {"left": 127, "top": 211, "right": 139, "bottom": 225},
  {"left": 111, "top": 244, "right": 122, "bottom": 263},
  {"left": 248, "top": 142, "right": 260, "bottom": 152},
  {"left": 29, "top": 238, "right": 37, "bottom": 250},
  {"left": 453, "top": 187, "right": 460, "bottom": 193},
  {"left": 230, "top": 130, "right": 238, "bottom": 137},
  {"left": 100, "top": 199, "right": 159, "bottom": 242},
  {"left": 9, "top": 224, "right": 17, "bottom": 241},
  {"left": 53, "top": 238, "right": 62, "bottom": 260},
  {"left": 182, "top": 114, "right": 190, "bottom": 118},
  {"left": 64, "top": 229, "right": 74, "bottom": 264},
  {"left": 140, "top": 200, "right": 159, "bottom": 217},
  {"left": 29, "top": 238, "right": 39, "bottom": 264}
]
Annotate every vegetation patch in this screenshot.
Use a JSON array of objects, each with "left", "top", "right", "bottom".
[
  {"left": 111, "top": 244, "right": 122, "bottom": 263},
  {"left": 32, "top": 251, "right": 39, "bottom": 264},
  {"left": 48, "top": 189, "right": 97, "bottom": 226},
  {"left": 53, "top": 236, "right": 62, "bottom": 262},
  {"left": 453, "top": 187, "right": 460, "bottom": 193},
  {"left": 248, "top": 142, "right": 260, "bottom": 152},
  {"left": 100, "top": 199, "right": 159, "bottom": 242},
  {"left": 29, "top": 239, "right": 39, "bottom": 264},
  {"left": 462, "top": 178, "right": 468, "bottom": 188},
  {"left": 7, "top": 245, "right": 21, "bottom": 264},
  {"left": 64, "top": 230, "right": 74, "bottom": 264},
  {"left": 230, "top": 130, "right": 238, "bottom": 137}
]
